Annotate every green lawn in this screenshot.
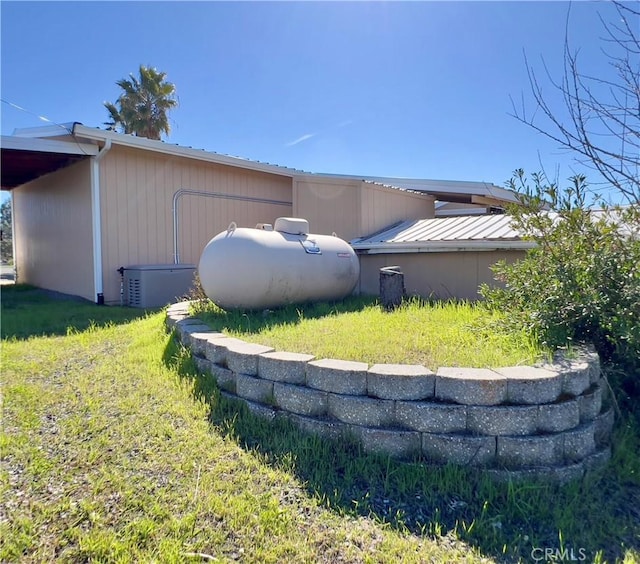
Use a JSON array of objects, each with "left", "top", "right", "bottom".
[
  {"left": 2, "top": 286, "right": 639, "bottom": 563},
  {"left": 195, "top": 296, "right": 544, "bottom": 370}
]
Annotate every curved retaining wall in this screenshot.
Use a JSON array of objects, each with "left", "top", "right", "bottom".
[{"left": 166, "top": 302, "right": 614, "bottom": 483}]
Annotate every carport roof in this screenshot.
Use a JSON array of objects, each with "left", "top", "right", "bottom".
[{"left": 1, "top": 135, "right": 98, "bottom": 189}]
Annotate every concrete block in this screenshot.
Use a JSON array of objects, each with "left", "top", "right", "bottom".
[
  {"left": 166, "top": 313, "right": 188, "bottom": 329},
  {"left": 579, "top": 347, "right": 601, "bottom": 384},
  {"left": 327, "top": 394, "right": 394, "bottom": 427},
  {"left": 579, "top": 385, "right": 602, "bottom": 423},
  {"left": 205, "top": 336, "right": 245, "bottom": 366},
  {"left": 560, "top": 362, "right": 591, "bottom": 397},
  {"left": 436, "top": 367, "right": 507, "bottom": 406},
  {"left": 175, "top": 317, "right": 202, "bottom": 328},
  {"left": 497, "top": 434, "right": 564, "bottom": 468},
  {"left": 537, "top": 399, "right": 580, "bottom": 433},
  {"left": 258, "top": 351, "right": 315, "bottom": 384},
  {"left": 287, "top": 413, "right": 346, "bottom": 441},
  {"left": 422, "top": 433, "right": 496, "bottom": 466},
  {"left": 189, "top": 331, "right": 225, "bottom": 357},
  {"left": 193, "top": 355, "right": 212, "bottom": 374},
  {"left": 367, "top": 364, "right": 435, "bottom": 400},
  {"left": 225, "top": 342, "right": 274, "bottom": 376},
  {"left": 273, "top": 382, "right": 328, "bottom": 417},
  {"left": 485, "top": 462, "right": 585, "bottom": 484},
  {"left": 306, "top": 359, "right": 368, "bottom": 395},
  {"left": 210, "top": 364, "right": 236, "bottom": 393},
  {"left": 244, "top": 399, "right": 278, "bottom": 421},
  {"left": 235, "top": 373, "right": 274, "bottom": 405},
  {"left": 167, "top": 301, "right": 191, "bottom": 315},
  {"left": 594, "top": 407, "right": 615, "bottom": 447},
  {"left": 176, "top": 321, "right": 210, "bottom": 343},
  {"left": 563, "top": 422, "right": 596, "bottom": 462},
  {"left": 499, "top": 365, "right": 562, "bottom": 405},
  {"left": 583, "top": 447, "right": 611, "bottom": 472},
  {"left": 357, "top": 427, "right": 421, "bottom": 459},
  {"left": 395, "top": 401, "right": 467, "bottom": 433},
  {"left": 467, "top": 405, "right": 538, "bottom": 436}
]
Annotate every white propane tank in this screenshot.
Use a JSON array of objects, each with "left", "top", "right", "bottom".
[{"left": 198, "top": 217, "right": 360, "bottom": 310}]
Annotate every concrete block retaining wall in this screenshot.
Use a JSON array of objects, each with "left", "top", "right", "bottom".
[{"left": 167, "top": 302, "right": 614, "bottom": 483}]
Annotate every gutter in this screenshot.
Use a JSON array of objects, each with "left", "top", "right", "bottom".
[
  {"left": 89, "top": 139, "right": 112, "bottom": 304},
  {"left": 352, "top": 240, "right": 536, "bottom": 254}
]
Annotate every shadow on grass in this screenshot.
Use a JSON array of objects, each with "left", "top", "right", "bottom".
[
  {"left": 194, "top": 295, "right": 378, "bottom": 335},
  {"left": 1, "top": 285, "right": 158, "bottom": 340},
  {"left": 163, "top": 333, "right": 640, "bottom": 563}
]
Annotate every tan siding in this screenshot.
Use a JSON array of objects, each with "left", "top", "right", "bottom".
[
  {"left": 358, "top": 250, "right": 525, "bottom": 301},
  {"left": 99, "top": 146, "right": 292, "bottom": 303},
  {"left": 359, "top": 183, "right": 434, "bottom": 237},
  {"left": 13, "top": 159, "right": 94, "bottom": 301},
  {"left": 293, "top": 177, "right": 362, "bottom": 240},
  {"left": 294, "top": 178, "right": 434, "bottom": 242}
]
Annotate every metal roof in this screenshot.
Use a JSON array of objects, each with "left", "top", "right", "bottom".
[
  {"left": 351, "top": 214, "right": 535, "bottom": 253},
  {"left": 5, "top": 124, "right": 520, "bottom": 208},
  {"left": 10, "top": 123, "right": 307, "bottom": 179},
  {"left": 319, "top": 174, "right": 520, "bottom": 207}
]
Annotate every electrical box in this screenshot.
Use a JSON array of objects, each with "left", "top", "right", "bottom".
[{"left": 123, "top": 264, "right": 196, "bottom": 308}]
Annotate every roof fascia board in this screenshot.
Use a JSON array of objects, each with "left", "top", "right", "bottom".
[
  {"left": 315, "top": 173, "right": 519, "bottom": 203},
  {"left": 72, "top": 124, "right": 296, "bottom": 178},
  {"left": 352, "top": 240, "right": 535, "bottom": 253},
  {"left": 1, "top": 135, "right": 99, "bottom": 156}
]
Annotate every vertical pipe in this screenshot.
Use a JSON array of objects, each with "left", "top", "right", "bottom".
[
  {"left": 10, "top": 193, "right": 17, "bottom": 283},
  {"left": 90, "top": 139, "right": 111, "bottom": 303}
]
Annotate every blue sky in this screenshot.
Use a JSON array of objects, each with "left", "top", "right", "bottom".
[{"left": 1, "top": 1, "right": 632, "bottom": 203}]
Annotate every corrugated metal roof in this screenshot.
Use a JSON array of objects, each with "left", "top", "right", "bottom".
[
  {"left": 351, "top": 214, "right": 534, "bottom": 252},
  {"left": 354, "top": 214, "right": 522, "bottom": 244}
]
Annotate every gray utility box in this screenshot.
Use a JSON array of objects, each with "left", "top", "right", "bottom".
[{"left": 123, "top": 264, "right": 196, "bottom": 308}]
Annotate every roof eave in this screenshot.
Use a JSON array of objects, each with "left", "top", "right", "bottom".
[
  {"left": 71, "top": 124, "right": 297, "bottom": 178},
  {"left": 352, "top": 240, "right": 535, "bottom": 253}
]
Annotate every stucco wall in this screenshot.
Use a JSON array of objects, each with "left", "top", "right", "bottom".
[
  {"left": 357, "top": 250, "right": 526, "bottom": 300},
  {"left": 99, "top": 145, "right": 294, "bottom": 303},
  {"left": 13, "top": 159, "right": 94, "bottom": 301}
]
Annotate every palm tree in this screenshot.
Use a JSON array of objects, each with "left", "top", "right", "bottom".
[{"left": 104, "top": 65, "right": 178, "bottom": 140}]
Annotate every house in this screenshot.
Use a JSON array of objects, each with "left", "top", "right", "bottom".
[{"left": 1, "top": 123, "right": 522, "bottom": 305}]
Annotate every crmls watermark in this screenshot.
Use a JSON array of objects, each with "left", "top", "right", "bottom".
[{"left": 531, "top": 547, "right": 588, "bottom": 562}]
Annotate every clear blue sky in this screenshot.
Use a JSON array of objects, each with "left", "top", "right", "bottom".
[{"left": 1, "top": 1, "right": 632, "bottom": 203}]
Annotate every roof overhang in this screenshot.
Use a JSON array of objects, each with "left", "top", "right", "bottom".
[
  {"left": 1, "top": 136, "right": 99, "bottom": 189},
  {"left": 70, "top": 124, "right": 299, "bottom": 179}
]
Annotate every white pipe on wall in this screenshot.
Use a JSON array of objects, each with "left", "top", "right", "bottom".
[
  {"left": 90, "top": 139, "right": 111, "bottom": 304},
  {"left": 172, "top": 188, "right": 292, "bottom": 264}
]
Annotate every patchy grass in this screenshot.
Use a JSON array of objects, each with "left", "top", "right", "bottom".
[
  {"left": 1, "top": 284, "right": 153, "bottom": 339},
  {"left": 2, "top": 288, "right": 639, "bottom": 563},
  {"left": 195, "top": 296, "right": 545, "bottom": 369}
]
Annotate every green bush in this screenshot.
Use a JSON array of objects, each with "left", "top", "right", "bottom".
[{"left": 480, "top": 171, "right": 640, "bottom": 372}]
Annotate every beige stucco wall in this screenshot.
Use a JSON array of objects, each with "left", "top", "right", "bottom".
[
  {"left": 358, "top": 250, "right": 526, "bottom": 301},
  {"left": 294, "top": 178, "right": 434, "bottom": 241},
  {"left": 13, "top": 159, "right": 94, "bottom": 301},
  {"left": 99, "top": 145, "right": 293, "bottom": 303}
]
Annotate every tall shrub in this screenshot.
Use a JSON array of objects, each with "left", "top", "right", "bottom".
[{"left": 481, "top": 171, "right": 640, "bottom": 371}]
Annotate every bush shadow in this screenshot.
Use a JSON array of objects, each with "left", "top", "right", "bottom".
[
  {"left": 1, "top": 285, "right": 157, "bottom": 340},
  {"left": 163, "top": 332, "right": 640, "bottom": 564}
]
